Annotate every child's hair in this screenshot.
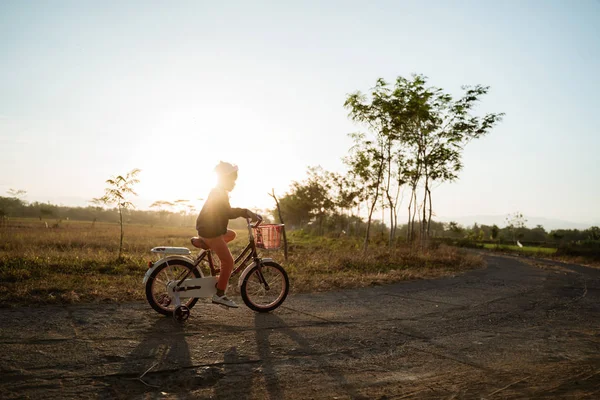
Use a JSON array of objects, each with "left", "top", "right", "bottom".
[{"left": 214, "top": 161, "right": 238, "bottom": 177}]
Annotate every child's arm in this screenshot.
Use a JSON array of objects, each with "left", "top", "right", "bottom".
[
  {"left": 228, "top": 206, "right": 248, "bottom": 219},
  {"left": 222, "top": 192, "right": 258, "bottom": 220}
]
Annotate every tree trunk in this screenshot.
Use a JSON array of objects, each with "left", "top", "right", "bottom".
[
  {"left": 118, "top": 205, "right": 124, "bottom": 259},
  {"left": 365, "top": 144, "right": 385, "bottom": 252},
  {"left": 269, "top": 189, "right": 288, "bottom": 261},
  {"left": 356, "top": 203, "right": 361, "bottom": 237},
  {"left": 392, "top": 181, "right": 402, "bottom": 245},
  {"left": 381, "top": 195, "right": 385, "bottom": 239},
  {"left": 407, "top": 190, "right": 413, "bottom": 242},
  {"left": 363, "top": 198, "right": 378, "bottom": 252},
  {"left": 422, "top": 175, "right": 429, "bottom": 248},
  {"left": 347, "top": 208, "right": 352, "bottom": 235},
  {"left": 319, "top": 213, "right": 324, "bottom": 236},
  {"left": 384, "top": 172, "right": 395, "bottom": 246},
  {"left": 410, "top": 188, "right": 418, "bottom": 243},
  {"left": 427, "top": 187, "right": 433, "bottom": 238},
  {"left": 388, "top": 203, "right": 394, "bottom": 248},
  {"left": 385, "top": 140, "right": 394, "bottom": 247}
]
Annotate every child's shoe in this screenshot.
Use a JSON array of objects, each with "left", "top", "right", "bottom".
[{"left": 212, "top": 294, "right": 239, "bottom": 308}]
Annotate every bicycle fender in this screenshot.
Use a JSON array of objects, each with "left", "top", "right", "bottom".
[
  {"left": 237, "top": 258, "right": 274, "bottom": 288},
  {"left": 143, "top": 255, "right": 200, "bottom": 284}
]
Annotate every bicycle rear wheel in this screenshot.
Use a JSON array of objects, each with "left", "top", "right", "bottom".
[
  {"left": 240, "top": 261, "right": 289, "bottom": 312},
  {"left": 145, "top": 260, "right": 201, "bottom": 317}
]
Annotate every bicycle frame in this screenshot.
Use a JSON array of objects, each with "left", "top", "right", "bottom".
[{"left": 168, "top": 219, "right": 271, "bottom": 294}]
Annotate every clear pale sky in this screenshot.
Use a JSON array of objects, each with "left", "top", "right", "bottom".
[{"left": 1, "top": 1, "right": 599, "bottom": 225}]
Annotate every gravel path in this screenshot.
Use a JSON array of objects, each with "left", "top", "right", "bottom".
[{"left": 1, "top": 252, "right": 599, "bottom": 399}]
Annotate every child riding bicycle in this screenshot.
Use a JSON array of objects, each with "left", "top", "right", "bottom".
[{"left": 195, "top": 161, "right": 261, "bottom": 308}]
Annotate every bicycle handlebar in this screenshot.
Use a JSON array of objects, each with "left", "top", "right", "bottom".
[{"left": 246, "top": 216, "right": 263, "bottom": 229}]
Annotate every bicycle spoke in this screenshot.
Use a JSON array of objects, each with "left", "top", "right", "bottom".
[
  {"left": 250, "top": 279, "right": 279, "bottom": 292},
  {"left": 174, "top": 269, "right": 185, "bottom": 281},
  {"left": 246, "top": 269, "right": 283, "bottom": 305},
  {"left": 240, "top": 262, "right": 288, "bottom": 311},
  {"left": 247, "top": 283, "right": 267, "bottom": 295},
  {"left": 247, "top": 281, "right": 266, "bottom": 292},
  {"left": 255, "top": 273, "right": 281, "bottom": 288},
  {"left": 264, "top": 277, "right": 281, "bottom": 287},
  {"left": 150, "top": 263, "right": 197, "bottom": 312}
]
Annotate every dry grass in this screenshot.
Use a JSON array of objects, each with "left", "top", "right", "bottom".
[
  {"left": 279, "top": 232, "right": 484, "bottom": 293},
  {"left": 0, "top": 218, "right": 484, "bottom": 306}
]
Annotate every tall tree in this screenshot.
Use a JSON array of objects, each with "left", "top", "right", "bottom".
[
  {"left": 491, "top": 224, "right": 500, "bottom": 241},
  {"left": 303, "top": 166, "right": 334, "bottom": 235},
  {"left": 351, "top": 75, "right": 504, "bottom": 246},
  {"left": 7, "top": 188, "right": 27, "bottom": 199},
  {"left": 150, "top": 200, "right": 175, "bottom": 224},
  {"left": 276, "top": 166, "right": 334, "bottom": 231},
  {"left": 505, "top": 212, "right": 527, "bottom": 243},
  {"left": 343, "top": 133, "right": 385, "bottom": 251},
  {"left": 328, "top": 171, "right": 361, "bottom": 234},
  {"left": 588, "top": 226, "right": 600, "bottom": 241},
  {"left": 93, "top": 169, "right": 141, "bottom": 259}
]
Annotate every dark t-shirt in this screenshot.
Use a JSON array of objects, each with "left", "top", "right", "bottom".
[{"left": 196, "top": 187, "right": 247, "bottom": 238}]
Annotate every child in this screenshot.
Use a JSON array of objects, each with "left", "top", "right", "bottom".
[{"left": 196, "top": 161, "right": 260, "bottom": 308}]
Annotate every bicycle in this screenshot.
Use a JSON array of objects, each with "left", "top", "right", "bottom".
[{"left": 143, "top": 219, "right": 289, "bottom": 321}]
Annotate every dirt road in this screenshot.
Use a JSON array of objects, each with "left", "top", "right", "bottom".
[{"left": 1, "top": 253, "right": 599, "bottom": 399}]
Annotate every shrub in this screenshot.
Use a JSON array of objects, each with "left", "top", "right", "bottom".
[{"left": 556, "top": 240, "right": 600, "bottom": 261}]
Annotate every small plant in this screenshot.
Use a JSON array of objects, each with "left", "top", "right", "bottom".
[
  {"left": 92, "top": 169, "right": 141, "bottom": 260},
  {"left": 505, "top": 212, "right": 527, "bottom": 244}
]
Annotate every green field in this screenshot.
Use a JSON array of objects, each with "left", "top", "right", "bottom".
[
  {"left": 482, "top": 243, "right": 557, "bottom": 255},
  {"left": 0, "top": 218, "right": 484, "bottom": 306}
]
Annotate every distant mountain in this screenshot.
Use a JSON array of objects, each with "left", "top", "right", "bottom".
[{"left": 437, "top": 215, "right": 595, "bottom": 231}]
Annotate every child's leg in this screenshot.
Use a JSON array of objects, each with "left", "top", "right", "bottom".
[
  {"left": 223, "top": 229, "right": 236, "bottom": 243},
  {"left": 203, "top": 235, "right": 234, "bottom": 293}
]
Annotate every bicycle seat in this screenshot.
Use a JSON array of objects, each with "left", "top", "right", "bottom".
[{"left": 191, "top": 237, "right": 210, "bottom": 250}]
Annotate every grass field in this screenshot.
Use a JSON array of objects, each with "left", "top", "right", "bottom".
[
  {"left": 482, "top": 243, "right": 557, "bottom": 255},
  {"left": 0, "top": 218, "right": 484, "bottom": 307}
]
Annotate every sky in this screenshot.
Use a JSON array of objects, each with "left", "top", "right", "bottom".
[{"left": 1, "top": 0, "right": 599, "bottom": 226}]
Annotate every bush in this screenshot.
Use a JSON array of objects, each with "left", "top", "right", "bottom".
[
  {"left": 556, "top": 240, "right": 600, "bottom": 261},
  {"left": 431, "top": 237, "right": 483, "bottom": 249}
]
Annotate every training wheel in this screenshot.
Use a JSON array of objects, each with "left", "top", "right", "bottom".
[{"left": 173, "top": 305, "right": 190, "bottom": 322}]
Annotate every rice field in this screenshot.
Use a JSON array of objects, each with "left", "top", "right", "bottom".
[{"left": 482, "top": 243, "right": 557, "bottom": 255}]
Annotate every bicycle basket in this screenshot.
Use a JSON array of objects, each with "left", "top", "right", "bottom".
[{"left": 253, "top": 224, "right": 284, "bottom": 250}]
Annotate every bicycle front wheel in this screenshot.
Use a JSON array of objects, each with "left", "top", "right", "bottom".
[{"left": 240, "top": 261, "right": 289, "bottom": 312}]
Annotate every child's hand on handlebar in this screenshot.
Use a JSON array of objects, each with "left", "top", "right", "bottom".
[{"left": 246, "top": 210, "right": 262, "bottom": 222}]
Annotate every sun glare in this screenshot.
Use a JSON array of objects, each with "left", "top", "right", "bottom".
[{"left": 122, "top": 102, "right": 297, "bottom": 214}]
